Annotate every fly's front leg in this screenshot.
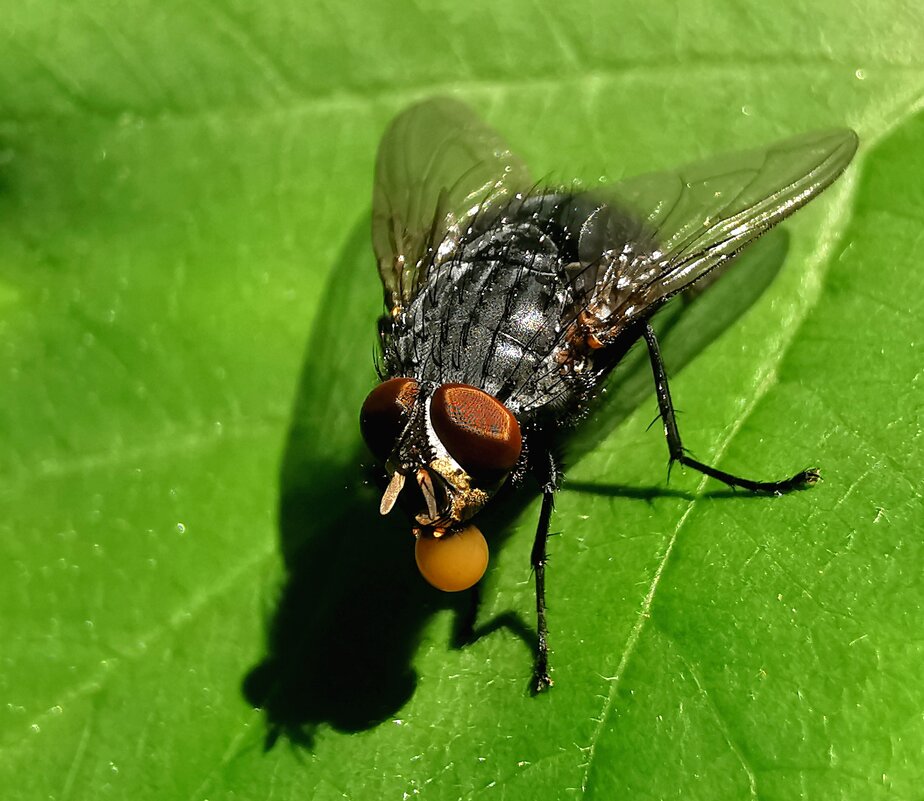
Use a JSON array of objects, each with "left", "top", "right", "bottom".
[
  {"left": 531, "top": 451, "right": 560, "bottom": 693},
  {"left": 643, "top": 322, "right": 819, "bottom": 494}
]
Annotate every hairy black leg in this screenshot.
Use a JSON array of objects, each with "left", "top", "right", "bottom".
[
  {"left": 531, "top": 451, "right": 560, "bottom": 693},
  {"left": 643, "top": 322, "right": 819, "bottom": 494}
]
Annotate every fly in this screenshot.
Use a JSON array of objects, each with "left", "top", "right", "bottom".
[{"left": 358, "top": 98, "right": 858, "bottom": 692}]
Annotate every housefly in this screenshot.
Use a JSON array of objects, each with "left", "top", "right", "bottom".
[{"left": 359, "top": 98, "right": 858, "bottom": 692}]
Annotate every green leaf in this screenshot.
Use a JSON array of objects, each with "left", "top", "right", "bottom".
[{"left": 1, "top": 2, "right": 922, "bottom": 799}]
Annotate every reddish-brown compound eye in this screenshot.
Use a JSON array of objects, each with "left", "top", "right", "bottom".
[
  {"left": 430, "top": 383, "right": 522, "bottom": 482},
  {"left": 360, "top": 378, "right": 419, "bottom": 461}
]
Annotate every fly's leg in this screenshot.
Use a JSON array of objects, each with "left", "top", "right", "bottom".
[
  {"left": 643, "top": 322, "right": 819, "bottom": 494},
  {"left": 531, "top": 451, "right": 559, "bottom": 693}
]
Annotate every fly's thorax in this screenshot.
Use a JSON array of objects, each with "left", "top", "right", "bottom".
[
  {"left": 387, "top": 219, "right": 585, "bottom": 417},
  {"left": 360, "top": 379, "right": 523, "bottom": 529}
]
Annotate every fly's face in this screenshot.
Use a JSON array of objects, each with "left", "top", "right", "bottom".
[
  {"left": 360, "top": 378, "right": 522, "bottom": 527},
  {"left": 360, "top": 378, "right": 522, "bottom": 590}
]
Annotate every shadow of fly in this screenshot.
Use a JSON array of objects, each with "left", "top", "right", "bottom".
[{"left": 359, "top": 98, "right": 858, "bottom": 692}]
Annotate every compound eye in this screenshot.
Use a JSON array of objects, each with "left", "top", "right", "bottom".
[
  {"left": 360, "top": 378, "right": 419, "bottom": 461},
  {"left": 430, "top": 384, "right": 522, "bottom": 482}
]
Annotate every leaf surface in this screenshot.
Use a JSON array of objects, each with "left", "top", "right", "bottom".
[{"left": 1, "top": 2, "right": 922, "bottom": 799}]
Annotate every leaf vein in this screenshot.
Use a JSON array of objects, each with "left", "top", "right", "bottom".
[
  {"left": 3, "top": 61, "right": 922, "bottom": 127},
  {"left": 674, "top": 645, "right": 760, "bottom": 799},
  {"left": 0, "top": 542, "right": 274, "bottom": 758}
]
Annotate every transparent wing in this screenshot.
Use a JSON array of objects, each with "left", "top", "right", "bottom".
[
  {"left": 372, "top": 98, "right": 532, "bottom": 312},
  {"left": 571, "top": 128, "right": 858, "bottom": 344}
]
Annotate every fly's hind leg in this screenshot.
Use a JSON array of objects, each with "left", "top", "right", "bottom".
[
  {"left": 531, "top": 450, "right": 560, "bottom": 693},
  {"left": 643, "top": 321, "right": 819, "bottom": 494}
]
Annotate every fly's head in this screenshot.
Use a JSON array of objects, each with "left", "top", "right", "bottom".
[{"left": 360, "top": 378, "right": 523, "bottom": 591}]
